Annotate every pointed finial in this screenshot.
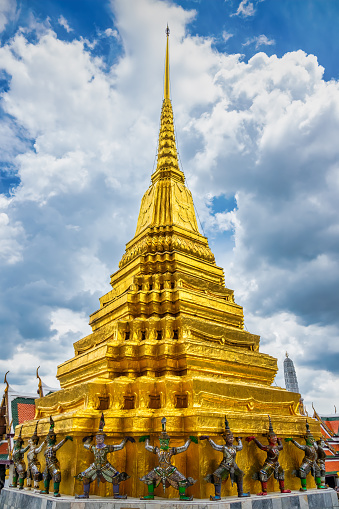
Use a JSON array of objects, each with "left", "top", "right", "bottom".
[
  {"left": 164, "top": 25, "right": 170, "bottom": 100},
  {"left": 285, "top": 351, "right": 289, "bottom": 358},
  {"left": 1, "top": 371, "right": 9, "bottom": 410},
  {"left": 3, "top": 371, "right": 9, "bottom": 392},
  {"left": 161, "top": 416, "right": 167, "bottom": 432},
  {"left": 36, "top": 366, "right": 43, "bottom": 398}
]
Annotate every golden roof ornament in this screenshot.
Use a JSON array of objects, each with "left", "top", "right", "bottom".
[{"left": 36, "top": 366, "right": 43, "bottom": 398}]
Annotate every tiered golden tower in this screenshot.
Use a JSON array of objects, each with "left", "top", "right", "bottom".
[{"left": 21, "top": 29, "right": 319, "bottom": 498}]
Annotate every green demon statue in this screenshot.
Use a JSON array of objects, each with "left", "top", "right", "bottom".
[
  {"left": 40, "top": 416, "right": 73, "bottom": 497},
  {"left": 26, "top": 421, "right": 46, "bottom": 491},
  {"left": 246, "top": 415, "right": 291, "bottom": 496},
  {"left": 139, "top": 417, "right": 197, "bottom": 501},
  {"left": 201, "top": 416, "right": 250, "bottom": 500},
  {"left": 285, "top": 421, "right": 318, "bottom": 491},
  {"left": 315, "top": 438, "right": 327, "bottom": 489},
  {"left": 10, "top": 427, "right": 29, "bottom": 489},
  {"left": 75, "top": 412, "right": 134, "bottom": 499}
]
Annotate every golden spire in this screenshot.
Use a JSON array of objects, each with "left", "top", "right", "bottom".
[
  {"left": 133, "top": 27, "right": 201, "bottom": 236},
  {"left": 152, "top": 26, "right": 183, "bottom": 184},
  {"left": 164, "top": 25, "right": 170, "bottom": 100}
]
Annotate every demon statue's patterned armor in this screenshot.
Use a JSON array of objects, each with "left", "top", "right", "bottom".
[
  {"left": 285, "top": 421, "right": 318, "bottom": 492},
  {"left": 139, "top": 417, "right": 197, "bottom": 501},
  {"left": 246, "top": 415, "right": 291, "bottom": 496},
  {"left": 26, "top": 421, "right": 46, "bottom": 491},
  {"left": 10, "top": 427, "right": 29, "bottom": 489},
  {"left": 75, "top": 412, "right": 135, "bottom": 499},
  {"left": 200, "top": 416, "right": 250, "bottom": 500},
  {"left": 40, "top": 416, "right": 73, "bottom": 497},
  {"left": 315, "top": 438, "right": 327, "bottom": 489}
]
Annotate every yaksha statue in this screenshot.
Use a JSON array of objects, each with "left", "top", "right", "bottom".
[
  {"left": 10, "top": 427, "right": 29, "bottom": 489},
  {"left": 246, "top": 415, "right": 291, "bottom": 496},
  {"left": 315, "top": 438, "right": 327, "bottom": 489},
  {"left": 139, "top": 417, "right": 197, "bottom": 501},
  {"left": 75, "top": 412, "right": 135, "bottom": 499},
  {"left": 40, "top": 416, "right": 73, "bottom": 497},
  {"left": 26, "top": 421, "right": 46, "bottom": 491},
  {"left": 285, "top": 421, "right": 318, "bottom": 492},
  {"left": 200, "top": 416, "right": 250, "bottom": 500}
]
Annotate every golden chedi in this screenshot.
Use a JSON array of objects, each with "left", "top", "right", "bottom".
[{"left": 18, "top": 28, "right": 320, "bottom": 499}]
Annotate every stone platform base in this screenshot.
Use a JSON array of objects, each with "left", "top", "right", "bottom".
[{"left": 0, "top": 488, "right": 338, "bottom": 509}]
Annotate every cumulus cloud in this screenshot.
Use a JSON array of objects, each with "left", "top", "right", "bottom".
[
  {"left": 0, "top": 209, "right": 25, "bottom": 264},
  {"left": 0, "top": 0, "right": 338, "bottom": 414},
  {"left": 0, "top": 0, "right": 17, "bottom": 32},
  {"left": 184, "top": 49, "right": 339, "bottom": 411}
]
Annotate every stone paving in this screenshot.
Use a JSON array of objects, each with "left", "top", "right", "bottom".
[{"left": 0, "top": 488, "right": 338, "bottom": 509}]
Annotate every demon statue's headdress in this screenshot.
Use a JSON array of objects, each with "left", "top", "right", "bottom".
[
  {"left": 159, "top": 417, "right": 170, "bottom": 441},
  {"left": 31, "top": 420, "right": 39, "bottom": 443},
  {"left": 222, "top": 416, "right": 233, "bottom": 438}
]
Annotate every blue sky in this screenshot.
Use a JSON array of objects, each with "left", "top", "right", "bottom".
[
  {"left": 3, "top": 0, "right": 339, "bottom": 80},
  {"left": 0, "top": 0, "right": 339, "bottom": 414}
]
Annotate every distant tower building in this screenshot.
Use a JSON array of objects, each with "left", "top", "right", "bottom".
[{"left": 284, "top": 352, "right": 300, "bottom": 393}]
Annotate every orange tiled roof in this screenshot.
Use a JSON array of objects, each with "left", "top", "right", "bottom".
[
  {"left": 17, "top": 402, "right": 35, "bottom": 424},
  {"left": 0, "top": 443, "right": 8, "bottom": 455},
  {"left": 326, "top": 459, "right": 339, "bottom": 473},
  {"left": 324, "top": 419, "right": 339, "bottom": 435}
]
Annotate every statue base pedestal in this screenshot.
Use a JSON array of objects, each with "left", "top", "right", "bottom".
[{"left": 0, "top": 488, "right": 338, "bottom": 509}]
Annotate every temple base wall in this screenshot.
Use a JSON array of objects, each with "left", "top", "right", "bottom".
[
  {"left": 17, "top": 407, "right": 322, "bottom": 498},
  {"left": 8, "top": 430, "right": 317, "bottom": 498}
]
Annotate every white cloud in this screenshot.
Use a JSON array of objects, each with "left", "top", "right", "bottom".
[
  {"left": 58, "top": 15, "right": 73, "bottom": 33},
  {"left": 0, "top": 0, "right": 17, "bottom": 32},
  {"left": 222, "top": 30, "right": 233, "bottom": 42},
  {"left": 232, "top": 0, "right": 255, "bottom": 17},
  {"left": 243, "top": 311, "right": 339, "bottom": 414},
  {"left": 0, "top": 0, "right": 338, "bottom": 415},
  {"left": 243, "top": 34, "right": 275, "bottom": 49},
  {"left": 0, "top": 211, "right": 24, "bottom": 264},
  {"left": 104, "top": 27, "right": 119, "bottom": 39},
  {"left": 50, "top": 308, "right": 91, "bottom": 343},
  {"left": 180, "top": 49, "right": 339, "bottom": 413}
]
